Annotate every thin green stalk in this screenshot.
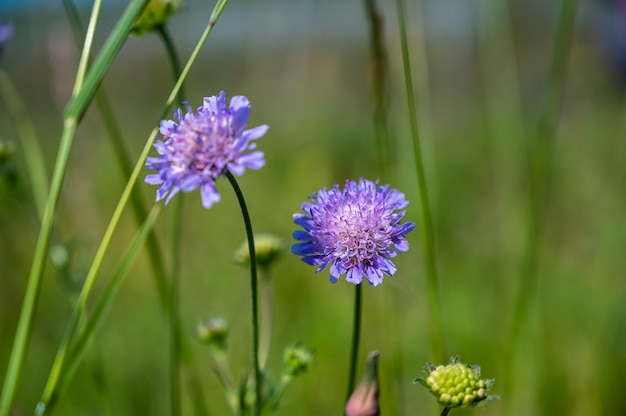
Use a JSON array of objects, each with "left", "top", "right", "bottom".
[
  {"left": 37, "top": 0, "right": 228, "bottom": 409},
  {"left": 0, "top": 0, "right": 128, "bottom": 411},
  {"left": 394, "top": 0, "right": 444, "bottom": 363},
  {"left": 211, "top": 351, "right": 238, "bottom": 413},
  {"left": 0, "top": 119, "right": 76, "bottom": 416},
  {"left": 0, "top": 69, "right": 48, "bottom": 218},
  {"left": 345, "top": 284, "right": 362, "bottom": 405},
  {"left": 225, "top": 171, "right": 260, "bottom": 416},
  {"left": 62, "top": 0, "right": 169, "bottom": 311},
  {"left": 37, "top": 204, "right": 162, "bottom": 414},
  {"left": 65, "top": 0, "right": 149, "bottom": 120},
  {"left": 506, "top": 0, "right": 578, "bottom": 395},
  {"left": 440, "top": 407, "right": 451, "bottom": 416}
]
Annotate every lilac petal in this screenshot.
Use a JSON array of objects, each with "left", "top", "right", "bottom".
[
  {"left": 164, "top": 186, "right": 180, "bottom": 204},
  {"left": 364, "top": 267, "right": 384, "bottom": 286},
  {"left": 346, "top": 267, "right": 363, "bottom": 285},
  {"left": 200, "top": 182, "right": 220, "bottom": 209},
  {"left": 294, "top": 215, "right": 314, "bottom": 230},
  {"left": 145, "top": 174, "right": 163, "bottom": 185},
  {"left": 242, "top": 125, "right": 269, "bottom": 141},
  {"left": 237, "top": 151, "right": 265, "bottom": 170},
  {"left": 291, "top": 242, "right": 322, "bottom": 256},
  {"left": 160, "top": 120, "right": 179, "bottom": 136},
  {"left": 292, "top": 230, "right": 312, "bottom": 241},
  {"left": 230, "top": 96, "right": 251, "bottom": 132},
  {"left": 329, "top": 263, "right": 342, "bottom": 283},
  {"left": 156, "top": 182, "right": 173, "bottom": 201},
  {"left": 180, "top": 175, "right": 202, "bottom": 192}
]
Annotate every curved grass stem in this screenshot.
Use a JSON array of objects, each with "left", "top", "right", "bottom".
[{"left": 394, "top": 0, "right": 444, "bottom": 363}]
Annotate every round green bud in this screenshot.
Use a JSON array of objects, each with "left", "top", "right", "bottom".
[
  {"left": 132, "top": 0, "right": 181, "bottom": 36},
  {"left": 234, "top": 233, "right": 283, "bottom": 269},
  {"left": 420, "top": 356, "right": 496, "bottom": 408},
  {"left": 196, "top": 317, "right": 229, "bottom": 351},
  {"left": 283, "top": 343, "right": 315, "bottom": 378}
]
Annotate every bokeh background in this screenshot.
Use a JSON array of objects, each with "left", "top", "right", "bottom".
[{"left": 1, "top": 0, "right": 626, "bottom": 414}]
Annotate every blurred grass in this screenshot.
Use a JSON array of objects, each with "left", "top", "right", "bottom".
[{"left": 1, "top": 0, "right": 626, "bottom": 415}]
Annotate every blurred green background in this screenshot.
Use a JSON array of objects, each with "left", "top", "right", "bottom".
[{"left": 1, "top": 0, "right": 626, "bottom": 414}]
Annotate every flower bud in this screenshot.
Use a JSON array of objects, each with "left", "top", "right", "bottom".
[
  {"left": 283, "top": 343, "right": 315, "bottom": 378},
  {"left": 196, "top": 317, "right": 229, "bottom": 352},
  {"left": 234, "top": 233, "right": 283, "bottom": 269},
  {"left": 131, "top": 0, "right": 181, "bottom": 36},
  {"left": 345, "top": 351, "right": 380, "bottom": 416},
  {"left": 414, "top": 355, "right": 498, "bottom": 409}
]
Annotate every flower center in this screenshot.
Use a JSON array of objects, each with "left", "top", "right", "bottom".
[{"left": 323, "top": 201, "right": 387, "bottom": 265}]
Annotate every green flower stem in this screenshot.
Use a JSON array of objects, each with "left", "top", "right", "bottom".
[
  {"left": 62, "top": 0, "right": 170, "bottom": 310},
  {"left": 36, "top": 204, "right": 162, "bottom": 415},
  {"left": 0, "top": 69, "right": 48, "bottom": 218},
  {"left": 211, "top": 351, "right": 239, "bottom": 413},
  {"left": 37, "top": 0, "right": 229, "bottom": 410},
  {"left": 345, "top": 283, "right": 362, "bottom": 404},
  {"left": 259, "top": 267, "right": 273, "bottom": 369},
  {"left": 225, "top": 171, "right": 261, "bottom": 416},
  {"left": 506, "top": 0, "right": 578, "bottom": 392},
  {"left": 440, "top": 407, "right": 451, "bottom": 416},
  {"left": 158, "top": 24, "right": 186, "bottom": 105},
  {"left": 394, "top": 0, "right": 444, "bottom": 363}
]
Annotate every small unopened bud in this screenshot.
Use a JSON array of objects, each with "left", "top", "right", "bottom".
[
  {"left": 131, "top": 0, "right": 181, "bottom": 36},
  {"left": 283, "top": 343, "right": 315, "bottom": 378},
  {"left": 234, "top": 233, "right": 283, "bottom": 269},
  {"left": 414, "top": 355, "right": 498, "bottom": 409},
  {"left": 196, "top": 317, "right": 229, "bottom": 351},
  {"left": 345, "top": 351, "right": 380, "bottom": 416}
]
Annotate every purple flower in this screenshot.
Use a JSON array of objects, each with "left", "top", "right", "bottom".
[
  {"left": 0, "top": 23, "right": 14, "bottom": 45},
  {"left": 145, "top": 92, "right": 268, "bottom": 209},
  {"left": 292, "top": 179, "right": 416, "bottom": 286}
]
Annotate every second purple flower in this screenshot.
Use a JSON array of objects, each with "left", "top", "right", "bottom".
[
  {"left": 292, "top": 179, "right": 416, "bottom": 286},
  {"left": 145, "top": 91, "right": 269, "bottom": 209}
]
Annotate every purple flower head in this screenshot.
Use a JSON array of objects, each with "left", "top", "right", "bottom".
[
  {"left": 0, "top": 22, "right": 14, "bottom": 45},
  {"left": 145, "top": 92, "right": 268, "bottom": 209},
  {"left": 292, "top": 178, "right": 416, "bottom": 286}
]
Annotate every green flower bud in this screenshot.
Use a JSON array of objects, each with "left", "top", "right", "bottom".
[
  {"left": 196, "top": 317, "right": 229, "bottom": 351},
  {"left": 283, "top": 343, "right": 315, "bottom": 378},
  {"left": 131, "top": 0, "right": 181, "bottom": 36},
  {"left": 414, "top": 355, "right": 499, "bottom": 409},
  {"left": 234, "top": 233, "right": 283, "bottom": 269}
]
